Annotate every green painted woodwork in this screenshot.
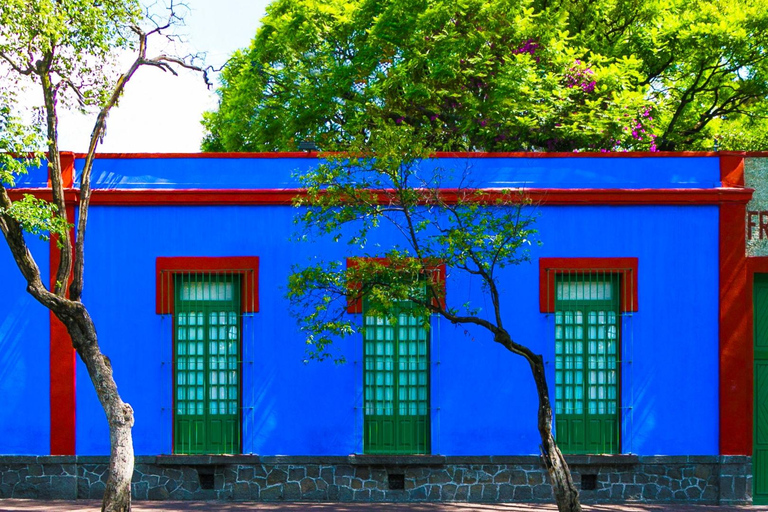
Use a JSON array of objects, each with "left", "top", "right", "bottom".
[
  {"left": 363, "top": 298, "right": 429, "bottom": 454},
  {"left": 174, "top": 275, "right": 241, "bottom": 454},
  {"left": 754, "top": 274, "right": 768, "bottom": 504},
  {"left": 554, "top": 275, "right": 620, "bottom": 454}
]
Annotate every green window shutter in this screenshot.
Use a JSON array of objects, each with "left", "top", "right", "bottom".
[
  {"left": 363, "top": 297, "right": 430, "bottom": 454},
  {"left": 554, "top": 274, "right": 620, "bottom": 454},
  {"left": 753, "top": 274, "right": 768, "bottom": 504},
  {"left": 174, "top": 275, "right": 241, "bottom": 454}
]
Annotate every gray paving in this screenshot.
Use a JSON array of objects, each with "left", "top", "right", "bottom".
[{"left": 0, "top": 501, "right": 766, "bottom": 512}]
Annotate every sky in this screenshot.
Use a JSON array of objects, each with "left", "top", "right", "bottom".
[{"left": 57, "top": 0, "right": 272, "bottom": 154}]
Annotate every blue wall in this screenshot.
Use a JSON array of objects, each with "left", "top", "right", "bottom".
[
  {"left": 77, "top": 155, "right": 721, "bottom": 190},
  {"left": 0, "top": 237, "right": 50, "bottom": 454},
  {"left": 0, "top": 155, "right": 722, "bottom": 456},
  {"left": 76, "top": 202, "right": 719, "bottom": 456}
]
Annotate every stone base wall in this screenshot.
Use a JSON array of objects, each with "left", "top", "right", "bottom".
[{"left": 0, "top": 455, "right": 751, "bottom": 504}]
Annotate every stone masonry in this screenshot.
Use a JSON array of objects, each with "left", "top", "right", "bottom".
[{"left": 0, "top": 455, "right": 751, "bottom": 504}]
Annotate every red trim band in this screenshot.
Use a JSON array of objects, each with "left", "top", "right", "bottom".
[
  {"left": 539, "top": 257, "right": 639, "bottom": 313},
  {"left": 8, "top": 187, "right": 753, "bottom": 206},
  {"left": 69, "top": 151, "right": 725, "bottom": 159},
  {"left": 78, "top": 152, "right": 320, "bottom": 159},
  {"left": 155, "top": 257, "right": 260, "bottom": 315}
]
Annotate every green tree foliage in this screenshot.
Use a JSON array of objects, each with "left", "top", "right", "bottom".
[
  {"left": 551, "top": 0, "right": 768, "bottom": 150},
  {"left": 203, "top": 0, "right": 768, "bottom": 152},
  {"left": 202, "top": 0, "right": 654, "bottom": 152}
]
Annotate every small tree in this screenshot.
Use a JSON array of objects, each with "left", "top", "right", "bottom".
[
  {"left": 287, "top": 123, "right": 581, "bottom": 512},
  {"left": 0, "top": 1, "right": 209, "bottom": 510}
]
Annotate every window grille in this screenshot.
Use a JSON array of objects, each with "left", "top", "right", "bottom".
[
  {"left": 171, "top": 273, "right": 243, "bottom": 455},
  {"left": 363, "top": 293, "right": 430, "bottom": 454},
  {"left": 548, "top": 269, "right": 635, "bottom": 454}
]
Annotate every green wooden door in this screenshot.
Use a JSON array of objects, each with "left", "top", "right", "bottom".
[
  {"left": 363, "top": 300, "right": 429, "bottom": 454},
  {"left": 554, "top": 275, "right": 620, "bottom": 454},
  {"left": 754, "top": 274, "right": 768, "bottom": 504},
  {"left": 174, "top": 275, "right": 241, "bottom": 454}
]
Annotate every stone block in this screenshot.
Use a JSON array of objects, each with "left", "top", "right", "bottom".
[
  {"left": 266, "top": 468, "right": 287, "bottom": 486},
  {"left": 642, "top": 483, "right": 659, "bottom": 500},
  {"left": 49, "top": 475, "right": 77, "bottom": 499},
  {"left": 353, "top": 488, "right": 370, "bottom": 501},
  {"left": 353, "top": 467, "right": 370, "bottom": 480},
  {"left": 533, "top": 483, "right": 551, "bottom": 500},
  {"left": 624, "top": 484, "right": 641, "bottom": 499},
  {"left": 409, "top": 485, "right": 427, "bottom": 500},
  {"left": 300, "top": 477, "right": 317, "bottom": 494},
  {"left": 481, "top": 484, "right": 499, "bottom": 501},
  {"left": 428, "top": 469, "right": 451, "bottom": 484},
  {"left": 256, "top": 485, "right": 278, "bottom": 501},
  {"left": 237, "top": 466, "right": 255, "bottom": 482},
  {"left": 441, "top": 483, "right": 458, "bottom": 500},
  {"left": 493, "top": 470, "right": 510, "bottom": 483},
  {"left": 283, "top": 482, "right": 301, "bottom": 500},
  {"left": 527, "top": 471, "right": 544, "bottom": 485},
  {"left": 320, "top": 467, "right": 334, "bottom": 484},
  {"left": 657, "top": 486, "right": 673, "bottom": 501},
  {"left": 498, "top": 483, "right": 514, "bottom": 501},
  {"left": 338, "top": 486, "right": 353, "bottom": 501},
  {"left": 514, "top": 485, "right": 532, "bottom": 501}
]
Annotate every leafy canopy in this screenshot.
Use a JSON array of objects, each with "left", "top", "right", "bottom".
[
  {"left": 0, "top": 0, "right": 142, "bottom": 109},
  {"left": 204, "top": 0, "right": 768, "bottom": 152},
  {"left": 203, "top": 0, "right": 654, "bottom": 153},
  {"left": 549, "top": 0, "right": 768, "bottom": 150},
  {"left": 288, "top": 121, "right": 539, "bottom": 362}
]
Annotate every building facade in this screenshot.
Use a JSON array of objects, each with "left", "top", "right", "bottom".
[{"left": 0, "top": 152, "right": 760, "bottom": 503}]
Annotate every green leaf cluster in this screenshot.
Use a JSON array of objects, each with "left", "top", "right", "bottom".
[
  {"left": 0, "top": 194, "right": 70, "bottom": 242},
  {"left": 540, "top": 0, "right": 768, "bottom": 150},
  {"left": 0, "top": 91, "right": 43, "bottom": 187},
  {"left": 0, "top": 0, "right": 142, "bottom": 110},
  {"left": 204, "top": 0, "right": 768, "bottom": 152},
  {"left": 287, "top": 121, "right": 539, "bottom": 361},
  {"left": 202, "top": 0, "right": 652, "bottom": 152}
]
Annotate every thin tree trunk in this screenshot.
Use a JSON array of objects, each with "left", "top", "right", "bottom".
[
  {"left": 59, "top": 307, "right": 134, "bottom": 512},
  {"left": 528, "top": 353, "right": 581, "bottom": 512}
]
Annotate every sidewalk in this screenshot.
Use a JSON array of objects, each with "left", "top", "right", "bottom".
[{"left": 0, "top": 501, "right": 766, "bottom": 512}]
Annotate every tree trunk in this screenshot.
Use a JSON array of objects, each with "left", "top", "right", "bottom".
[
  {"left": 528, "top": 353, "right": 581, "bottom": 512},
  {"left": 60, "top": 307, "right": 135, "bottom": 512}
]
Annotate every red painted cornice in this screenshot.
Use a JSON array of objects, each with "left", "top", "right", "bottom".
[{"left": 5, "top": 187, "right": 754, "bottom": 206}]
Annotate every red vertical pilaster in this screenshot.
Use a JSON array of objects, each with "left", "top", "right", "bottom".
[
  {"left": 719, "top": 154, "right": 751, "bottom": 455},
  {"left": 49, "top": 152, "right": 76, "bottom": 455}
]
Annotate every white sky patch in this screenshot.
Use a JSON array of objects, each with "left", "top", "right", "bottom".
[{"left": 57, "top": 0, "right": 270, "bottom": 153}]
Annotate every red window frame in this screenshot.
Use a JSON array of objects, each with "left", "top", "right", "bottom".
[
  {"left": 155, "top": 256, "right": 260, "bottom": 314},
  {"left": 539, "top": 257, "right": 639, "bottom": 313}
]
